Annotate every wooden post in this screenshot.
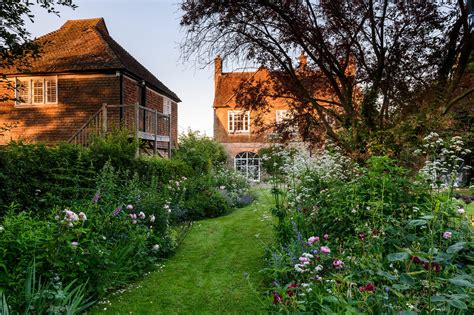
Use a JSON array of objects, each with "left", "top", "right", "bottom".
[
  {"left": 102, "top": 103, "right": 108, "bottom": 134},
  {"left": 154, "top": 109, "right": 158, "bottom": 155},
  {"left": 135, "top": 102, "right": 140, "bottom": 157}
]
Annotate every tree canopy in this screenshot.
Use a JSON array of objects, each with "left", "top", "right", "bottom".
[{"left": 180, "top": 0, "right": 473, "bottom": 159}]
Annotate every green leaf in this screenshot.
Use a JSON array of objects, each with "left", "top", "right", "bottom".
[
  {"left": 446, "top": 242, "right": 466, "bottom": 254},
  {"left": 420, "top": 215, "right": 434, "bottom": 220},
  {"left": 431, "top": 295, "right": 447, "bottom": 302},
  {"left": 377, "top": 270, "right": 398, "bottom": 281},
  {"left": 393, "top": 283, "right": 410, "bottom": 291},
  {"left": 448, "top": 278, "right": 474, "bottom": 288},
  {"left": 323, "top": 296, "right": 339, "bottom": 304},
  {"left": 447, "top": 299, "right": 467, "bottom": 310},
  {"left": 409, "top": 219, "right": 427, "bottom": 226},
  {"left": 387, "top": 252, "right": 409, "bottom": 262},
  {"left": 400, "top": 274, "right": 415, "bottom": 285}
]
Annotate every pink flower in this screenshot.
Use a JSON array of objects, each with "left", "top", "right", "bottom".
[
  {"left": 64, "top": 209, "right": 78, "bottom": 222},
  {"left": 126, "top": 204, "right": 134, "bottom": 210},
  {"left": 129, "top": 213, "right": 137, "bottom": 220},
  {"left": 138, "top": 211, "right": 146, "bottom": 219},
  {"left": 320, "top": 246, "right": 331, "bottom": 254},
  {"left": 308, "top": 236, "right": 319, "bottom": 245},
  {"left": 132, "top": 220, "right": 138, "bottom": 225},
  {"left": 299, "top": 256, "right": 310, "bottom": 264},
  {"left": 323, "top": 234, "right": 329, "bottom": 240},
  {"left": 272, "top": 291, "right": 282, "bottom": 304},
  {"left": 332, "top": 259, "right": 344, "bottom": 269},
  {"left": 443, "top": 231, "right": 452, "bottom": 239},
  {"left": 71, "top": 241, "right": 79, "bottom": 247},
  {"left": 457, "top": 207, "right": 465, "bottom": 215}
]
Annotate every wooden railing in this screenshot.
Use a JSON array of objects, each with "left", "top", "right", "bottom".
[{"left": 68, "top": 104, "right": 171, "bottom": 156}]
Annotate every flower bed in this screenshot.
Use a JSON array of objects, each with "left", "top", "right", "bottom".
[
  {"left": 262, "top": 137, "right": 473, "bottom": 313},
  {"left": 0, "top": 132, "right": 250, "bottom": 312}
]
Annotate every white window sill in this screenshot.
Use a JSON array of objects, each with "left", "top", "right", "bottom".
[{"left": 14, "top": 103, "right": 59, "bottom": 109}]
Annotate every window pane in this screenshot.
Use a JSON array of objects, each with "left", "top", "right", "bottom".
[
  {"left": 18, "top": 79, "right": 30, "bottom": 104},
  {"left": 46, "top": 79, "right": 57, "bottom": 103},
  {"left": 33, "top": 80, "right": 44, "bottom": 104}
]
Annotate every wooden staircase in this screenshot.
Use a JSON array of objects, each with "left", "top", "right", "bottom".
[{"left": 68, "top": 104, "right": 171, "bottom": 156}]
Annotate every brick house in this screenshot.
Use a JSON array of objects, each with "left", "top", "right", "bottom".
[
  {"left": 0, "top": 18, "right": 180, "bottom": 156},
  {"left": 213, "top": 55, "right": 335, "bottom": 181}
]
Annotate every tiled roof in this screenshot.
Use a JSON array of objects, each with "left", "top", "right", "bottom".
[
  {"left": 213, "top": 71, "right": 256, "bottom": 108},
  {"left": 8, "top": 18, "right": 180, "bottom": 102}
]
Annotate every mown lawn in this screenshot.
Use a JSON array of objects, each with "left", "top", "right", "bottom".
[{"left": 91, "top": 189, "right": 274, "bottom": 314}]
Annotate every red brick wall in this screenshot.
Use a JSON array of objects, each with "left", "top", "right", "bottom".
[
  {"left": 145, "top": 88, "right": 163, "bottom": 112},
  {"left": 123, "top": 76, "right": 139, "bottom": 105},
  {"left": 171, "top": 101, "right": 178, "bottom": 147},
  {"left": 0, "top": 74, "right": 120, "bottom": 144}
]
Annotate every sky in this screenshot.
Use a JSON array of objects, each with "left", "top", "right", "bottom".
[{"left": 27, "top": 0, "right": 215, "bottom": 136}]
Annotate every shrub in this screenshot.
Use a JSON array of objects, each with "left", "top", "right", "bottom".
[{"left": 172, "top": 130, "right": 227, "bottom": 175}]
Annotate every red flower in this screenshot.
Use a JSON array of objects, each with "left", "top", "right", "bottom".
[
  {"left": 411, "top": 256, "right": 423, "bottom": 264},
  {"left": 423, "top": 262, "right": 442, "bottom": 272},
  {"left": 287, "top": 283, "right": 299, "bottom": 297},
  {"left": 359, "top": 283, "right": 376, "bottom": 292},
  {"left": 273, "top": 291, "right": 282, "bottom": 304}
]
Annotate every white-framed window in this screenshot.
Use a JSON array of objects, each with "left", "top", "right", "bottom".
[
  {"left": 276, "top": 110, "right": 292, "bottom": 125},
  {"left": 228, "top": 110, "right": 250, "bottom": 133},
  {"left": 235, "top": 151, "right": 260, "bottom": 181},
  {"left": 15, "top": 76, "right": 58, "bottom": 105},
  {"left": 163, "top": 98, "right": 172, "bottom": 115}
]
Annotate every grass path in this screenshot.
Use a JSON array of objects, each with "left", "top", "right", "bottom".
[{"left": 93, "top": 189, "right": 274, "bottom": 314}]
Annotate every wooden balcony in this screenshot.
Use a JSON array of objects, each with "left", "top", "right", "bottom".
[{"left": 68, "top": 104, "right": 171, "bottom": 156}]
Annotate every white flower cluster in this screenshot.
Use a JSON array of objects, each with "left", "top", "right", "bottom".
[
  {"left": 61, "top": 209, "right": 87, "bottom": 228},
  {"left": 266, "top": 143, "right": 354, "bottom": 208},
  {"left": 418, "top": 133, "right": 471, "bottom": 188}
]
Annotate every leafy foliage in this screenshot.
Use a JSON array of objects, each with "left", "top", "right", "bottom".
[{"left": 262, "top": 144, "right": 473, "bottom": 313}]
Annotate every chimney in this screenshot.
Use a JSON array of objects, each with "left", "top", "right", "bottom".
[{"left": 214, "top": 55, "right": 222, "bottom": 90}]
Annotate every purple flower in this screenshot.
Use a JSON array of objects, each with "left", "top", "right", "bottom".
[
  {"left": 320, "top": 246, "right": 331, "bottom": 254},
  {"left": 443, "top": 231, "right": 452, "bottom": 239},
  {"left": 112, "top": 206, "right": 123, "bottom": 217},
  {"left": 71, "top": 241, "right": 79, "bottom": 247},
  {"left": 126, "top": 204, "right": 134, "bottom": 210},
  {"left": 92, "top": 192, "right": 100, "bottom": 204}
]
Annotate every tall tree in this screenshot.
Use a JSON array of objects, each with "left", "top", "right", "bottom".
[
  {"left": 180, "top": 0, "right": 473, "bottom": 158},
  {"left": 0, "top": 0, "right": 76, "bottom": 101}
]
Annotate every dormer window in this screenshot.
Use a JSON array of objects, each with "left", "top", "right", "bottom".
[
  {"left": 15, "top": 76, "right": 58, "bottom": 105},
  {"left": 228, "top": 110, "right": 250, "bottom": 133}
]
